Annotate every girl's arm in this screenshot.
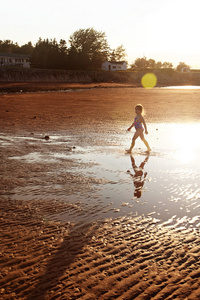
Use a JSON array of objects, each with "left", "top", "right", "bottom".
[
  {"left": 140, "top": 116, "right": 148, "bottom": 134},
  {"left": 127, "top": 122, "right": 134, "bottom": 131}
]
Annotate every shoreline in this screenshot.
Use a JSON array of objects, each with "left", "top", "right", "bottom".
[
  {"left": 1, "top": 67, "right": 200, "bottom": 92},
  {"left": 0, "top": 82, "right": 138, "bottom": 94},
  {"left": 1, "top": 81, "right": 200, "bottom": 94}
]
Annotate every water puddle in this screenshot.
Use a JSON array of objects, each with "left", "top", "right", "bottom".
[
  {"left": 2, "top": 123, "right": 200, "bottom": 226},
  {"left": 64, "top": 142, "right": 200, "bottom": 223},
  {"left": 9, "top": 152, "right": 58, "bottom": 163},
  {"left": 162, "top": 86, "right": 200, "bottom": 89}
]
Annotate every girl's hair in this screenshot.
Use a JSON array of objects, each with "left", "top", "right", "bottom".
[{"left": 135, "top": 104, "right": 145, "bottom": 115}]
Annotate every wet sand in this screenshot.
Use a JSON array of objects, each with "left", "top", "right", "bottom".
[
  {"left": 1, "top": 86, "right": 200, "bottom": 299},
  {"left": 1, "top": 197, "right": 200, "bottom": 299},
  {"left": 0, "top": 82, "right": 137, "bottom": 94}
]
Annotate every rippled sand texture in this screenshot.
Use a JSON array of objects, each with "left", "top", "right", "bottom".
[
  {"left": 1, "top": 198, "right": 200, "bottom": 299},
  {"left": 1, "top": 86, "right": 200, "bottom": 299}
]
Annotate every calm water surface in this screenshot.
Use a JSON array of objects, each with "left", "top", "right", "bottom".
[
  {"left": 65, "top": 123, "right": 200, "bottom": 222},
  {"left": 4, "top": 122, "right": 200, "bottom": 227}
]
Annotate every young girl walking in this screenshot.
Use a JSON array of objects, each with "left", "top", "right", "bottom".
[{"left": 126, "top": 104, "right": 151, "bottom": 153}]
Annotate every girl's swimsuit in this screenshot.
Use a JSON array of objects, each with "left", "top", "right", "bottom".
[{"left": 134, "top": 116, "right": 144, "bottom": 130}]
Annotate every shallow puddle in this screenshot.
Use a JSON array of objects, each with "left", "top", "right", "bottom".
[
  {"left": 65, "top": 136, "right": 200, "bottom": 224},
  {"left": 1, "top": 123, "right": 200, "bottom": 227}
]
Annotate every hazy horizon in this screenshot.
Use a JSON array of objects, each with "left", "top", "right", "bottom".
[{"left": 1, "top": 0, "right": 200, "bottom": 68}]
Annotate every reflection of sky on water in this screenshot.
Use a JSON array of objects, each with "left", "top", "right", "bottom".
[
  {"left": 163, "top": 86, "right": 200, "bottom": 89},
  {"left": 67, "top": 123, "right": 200, "bottom": 222},
  {"left": 3, "top": 123, "right": 200, "bottom": 225}
]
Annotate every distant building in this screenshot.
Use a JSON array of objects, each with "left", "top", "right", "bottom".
[
  {"left": 0, "top": 53, "right": 30, "bottom": 68},
  {"left": 102, "top": 61, "right": 127, "bottom": 71},
  {"left": 181, "top": 67, "right": 190, "bottom": 73}
]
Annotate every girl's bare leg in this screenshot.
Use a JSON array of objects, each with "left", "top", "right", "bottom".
[
  {"left": 139, "top": 132, "right": 151, "bottom": 151},
  {"left": 126, "top": 130, "right": 141, "bottom": 153}
]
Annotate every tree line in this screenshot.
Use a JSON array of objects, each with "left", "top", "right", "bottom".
[
  {"left": 0, "top": 28, "right": 190, "bottom": 71},
  {"left": 0, "top": 28, "right": 126, "bottom": 70},
  {"left": 130, "top": 57, "right": 190, "bottom": 72}
]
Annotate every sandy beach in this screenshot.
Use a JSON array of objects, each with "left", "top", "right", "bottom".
[{"left": 1, "top": 85, "right": 200, "bottom": 299}]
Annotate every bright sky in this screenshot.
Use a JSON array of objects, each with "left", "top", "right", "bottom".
[{"left": 1, "top": 0, "right": 200, "bottom": 68}]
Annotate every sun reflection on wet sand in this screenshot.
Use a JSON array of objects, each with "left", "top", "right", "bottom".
[
  {"left": 174, "top": 149, "right": 197, "bottom": 164},
  {"left": 1, "top": 123, "right": 200, "bottom": 227},
  {"left": 163, "top": 86, "right": 200, "bottom": 89},
  {"left": 171, "top": 124, "right": 200, "bottom": 163},
  {"left": 149, "top": 123, "right": 200, "bottom": 164}
]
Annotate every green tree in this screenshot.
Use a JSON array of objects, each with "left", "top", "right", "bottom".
[
  {"left": 156, "top": 61, "right": 162, "bottom": 69},
  {"left": 162, "top": 62, "right": 173, "bottom": 69},
  {"left": 0, "top": 40, "right": 33, "bottom": 55},
  {"left": 58, "top": 39, "right": 68, "bottom": 68},
  {"left": 0, "top": 40, "right": 20, "bottom": 53},
  {"left": 132, "top": 58, "right": 174, "bottom": 70},
  {"left": 67, "top": 46, "right": 90, "bottom": 70},
  {"left": 109, "top": 44, "right": 126, "bottom": 61},
  {"left": 148, "top": 59, "right": 156, "bottom": 68},
  {"left": 68, "top": 28, "right": 110, "bottom": 69},
  {"left": 19, "top": 42, "right": 33, "bottom": 54},
  {"left": 134, "top": 57, "right": 149, "bottom": 69},
  {"left": 31, "top": 38, "right": 68, "bottom": 69}
]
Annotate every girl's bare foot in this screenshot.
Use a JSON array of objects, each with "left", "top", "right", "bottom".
[
  {"left": 125, "top": 149, "right": 132, "bottom": 153},
  {"left": 145, "top": 149, "right": 151, "bottom": 154}
]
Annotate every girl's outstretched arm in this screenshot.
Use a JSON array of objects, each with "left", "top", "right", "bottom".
[{"left": 127, "top": 123, "right": 134, "bottom": 131}]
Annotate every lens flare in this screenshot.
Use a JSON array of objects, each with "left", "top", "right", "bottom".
[{"left": 141, "top": 73, "right": 157, "bottom": 89}]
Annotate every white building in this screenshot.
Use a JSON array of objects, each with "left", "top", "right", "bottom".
[
  {"left": 0, "top": 53, "right": 30, "bottom": 68},
  {"left": 102, "top": 61, "right": 127, "bottom": 71},
  {"left": 181, "top": 67, "right": 190, "bottom": 73}
]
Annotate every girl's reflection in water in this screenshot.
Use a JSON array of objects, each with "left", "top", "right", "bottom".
[{"left": 128, "top": 155, "right": 149, "bottom": 198}]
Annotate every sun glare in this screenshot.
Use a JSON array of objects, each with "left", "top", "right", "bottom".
[{"left": 172, "top": 124, "right": 199, "bottom": 163}]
